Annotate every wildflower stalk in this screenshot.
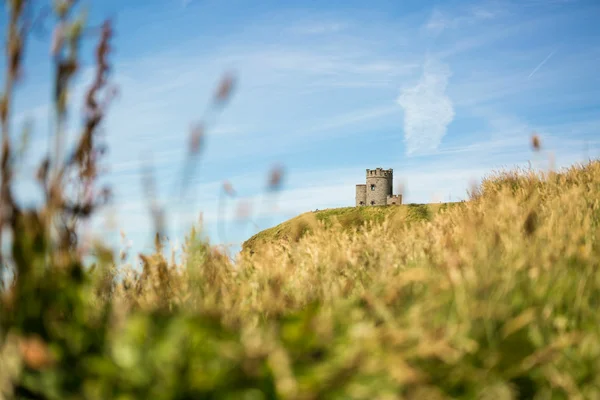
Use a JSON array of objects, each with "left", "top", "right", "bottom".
[{"left": 0, "top": 0, "right": 28, "bottom": 293}]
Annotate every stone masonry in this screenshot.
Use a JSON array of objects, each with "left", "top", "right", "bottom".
[{"left": 355, "top": 168, "right": 402, "bottom": 206}]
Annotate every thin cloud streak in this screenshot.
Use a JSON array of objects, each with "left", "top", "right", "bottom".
[{"left": 528, "top": 49, "right": 557, "bottom": 78}]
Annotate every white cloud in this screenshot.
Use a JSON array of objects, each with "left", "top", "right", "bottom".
[{"left": 397, "top": 59, "right": 455, "bottom": 155}]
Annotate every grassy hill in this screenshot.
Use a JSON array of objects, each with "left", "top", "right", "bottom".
[
  {"left": 242, "top": 202, "right": 463, "bottom": 255},
  {"left": 5, "top": 160, "right": 600, "bottom": 398}
]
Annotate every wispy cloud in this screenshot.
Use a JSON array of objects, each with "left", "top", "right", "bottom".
[
  {"left": 397, "top": 59, "right": 455, "bottom": 155},
  {"left": 528, "top": 49, "right": 557, "bottom": 78},
  {"left": 522, "top": 0, "right": 577, "bottom": 6},
  {"left": 424, "top": 10, "right": 448, "bottom": 35},
  {"left": 424, "top": 4, "right": 500, "bottom": 35},
  {"left": 303, "top": 105, "right": 398, "bottom": 134},
  {"left": 289, "top": 21, "right": 350, "bottom": 35}
]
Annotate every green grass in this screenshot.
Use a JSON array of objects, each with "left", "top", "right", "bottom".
[
  {"left": 3, "top": 161, "right": 600, "bottom": 399},
  {"left": 242, "top": 202, "right": 463, "bottom": 255}
]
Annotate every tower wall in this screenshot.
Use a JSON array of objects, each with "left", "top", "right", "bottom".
[
  {"left": 387, "top": 194, "right": 402, "bottom": 205},
  {"left": 366, "top": 168, "right": 393, "bottom": 206},
  {"left": 355, "top": 184, "right": 366, "bottom": 206}
]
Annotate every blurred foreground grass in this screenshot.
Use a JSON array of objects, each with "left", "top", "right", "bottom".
[{"left": 2, "top": 160, "right": 600, "bottom": 399}]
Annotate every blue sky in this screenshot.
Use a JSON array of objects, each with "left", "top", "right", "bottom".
[{"left": 7, "top": 0, "right": 600, "bottom": 261}]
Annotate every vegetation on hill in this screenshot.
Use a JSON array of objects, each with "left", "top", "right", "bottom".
[
  {"left": 1, "top": 2, "right": 600, "bottom": 399},
  {"left": 242, "top": 202, "right": 462, "bottom": 256},
  {"left": 4, "top": 154, "right": 600, "bottom": 399}
]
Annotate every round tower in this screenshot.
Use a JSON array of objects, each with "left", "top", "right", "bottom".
[{"left": 366, "top": 168, "right": 393, "bottom": 206}]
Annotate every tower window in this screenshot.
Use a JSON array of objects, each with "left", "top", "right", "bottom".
[
  {"left": 371, "top": 201, "right": 375, "bottom": 205},
  {"left": 359, "top": 201, "right": 364, "bottom": 205},
  {"left": 370, "top": 184, "right": 375, "bottom": 191}
]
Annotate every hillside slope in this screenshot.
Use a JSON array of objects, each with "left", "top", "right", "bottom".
[{"left": 242, "top": 202, "right": 461, "bottom": 255}]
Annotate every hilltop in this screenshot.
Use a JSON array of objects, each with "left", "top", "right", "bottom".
[{"left": 242, "top": 202, "right": 462, "bottom": 255}]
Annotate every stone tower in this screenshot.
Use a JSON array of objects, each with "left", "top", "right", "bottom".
[
  {"left": 355, "top": 184, "right": 366, "bottom": 206},
  {"left": 366, "top": 168, "right": 393, "bottom": 206},
  {"left": 356, "top": 168, "right": 401, "bottom": 206}
]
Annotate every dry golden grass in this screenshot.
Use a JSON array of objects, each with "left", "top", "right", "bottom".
[{"left": 80, "top": 159, "right": 599, "bottom": 399}]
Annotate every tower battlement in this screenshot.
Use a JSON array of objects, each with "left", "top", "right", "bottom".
[{"left": 366, "top": 168, "right": 393, "bottom": 178}]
